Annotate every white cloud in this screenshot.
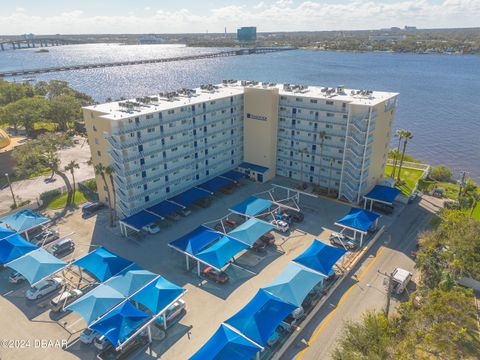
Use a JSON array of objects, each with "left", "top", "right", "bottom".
[
  {"left": 0, "top": 1, "right": 479, "bottom": 34},
  {"left": 15, "top": 7, "right": 25, "bottom": 12}
]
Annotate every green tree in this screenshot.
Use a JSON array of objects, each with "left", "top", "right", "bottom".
[
  {"left": 0, "top": 80, "right": 34, "bottom": 106},
  {"left": 13, "top": 133, "right": 74, "bottom": 206},
  {"left": 429, "top": 165, "right": 452, "bottom": 182},
  {"left": 49, "top": 95, "right": 81, "bottom": 132},
  {"left": 95, "top": 163, "right": 114, "bottom": 226},
  {"left": 390, "top": 129, "right": 403, "bottom": 178},
  {"left": 0, "top": 96, "right": 49, "bottom": 136},
  {"left": 332, "top": 311, "right": 395, "bottom": 360},
  {"left": 105, "top": 165, "right": 117, "bottom": 223},
  {"left": 64, "top": 160, "right": 80, "bottom": 203},
  {"left": 397, "top": 130, "right": 413, "bottom": 182}
]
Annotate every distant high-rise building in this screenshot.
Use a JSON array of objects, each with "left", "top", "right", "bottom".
[
  {"left": 404, "top": 26, "right": 417, "bottom": 31},
  {"left": 237, "top": 27, "right": 257, "bottom": 42}
]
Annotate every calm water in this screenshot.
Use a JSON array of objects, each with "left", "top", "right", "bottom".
[{"left": 1, "top": 44, "right": 479, "bottom": 180}]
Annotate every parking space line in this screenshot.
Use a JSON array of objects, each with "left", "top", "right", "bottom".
[{"left": 295, "top": 246, "right": 385, "bottom": 360}]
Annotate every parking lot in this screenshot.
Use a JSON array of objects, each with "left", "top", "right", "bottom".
[{"left": 0, "top": 177, "right": 399, "bottom": 360}]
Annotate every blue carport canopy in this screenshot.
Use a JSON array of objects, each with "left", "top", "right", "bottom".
[
  {"left": 120, "top": 210, "right": 162, "bottom": 232},
  {"left": 228, "top": 218, "right": 273, "bottom": 246},
  {"left": 221, "top": 170, "right": 247, "bottom": 181},
  {"left": 225, "top": 289, "right": 297, "bottom": 346},
  {"left": 147, "top": 200, "right": 183, "bottom": 218},
  {"left": 229, "top": 196, "right": 272, "bottom": 217},
  {"left": 132, "top": 276, "right": 185, "bottom": 314},
  {"left": 335, "top": 208, "right": 380, "bottom": 234},
  {"left": 0, "top": 209, "right": 49, "bottom": 233},
  {"left": 0, "top": 226, "right": 16, "bottom": 240},
  {"left": 73, "top": 247, "right": 134, "bottom": 282},
  {"left": 170, "top": 187, "right": 211, "bottom": 207},
  {"left": 364, "top": 185, "right": 401, "bottom": 205},
  {"left": 90, "top": 301, "right": 150, "bottom": 346},
  {"left": 0, "top": 233, "right": 38, "bottom": 264},
  {"left": 263, "top": 262, "right": 326, "bottom": 307},
  {"left": 196, "top": 236, "right": 249, "bottom": 270},
  {"left": 7, "top": 248, "right": 66, "bottom": 284},
  {"left": 198, "top": 177, "right": 234, "bottom": 193},
  {"left": 190, "top": 324, "right": 262, "bottom": 360},
  {"left": 293, "top": 240, "right": 346, "bottom": 276},
  {"left": 105, "top": 264, "right": 158, "bottom": 297},
  {"left": 66, "top": 284, "right": 126, "bottom": 325},
  {"left": 169, "top": 226, "right": 221, "bottom": 255}
]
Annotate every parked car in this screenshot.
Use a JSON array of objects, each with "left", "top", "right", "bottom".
[
  {"left": 94, "top": 334, "right": 109, "bottom": 351},
  {"left": 44, "top": 177, "right": 56, "bottom": 184},
  {"left": 201, "top": 267, "right": 229, "bottom": 284},
  {"left": 372, "top": 202, "right": 394, "bottom": 215},
  {"left": 26, "top": 277, "right": 63, "bottom": 300},
  {"left": 194, "top": 197, "right": 212, "bottom": 208},
  {"left": 260, "top": 232, "right": 275, "bottom": 245},
  {"left": 177, "top": 207, "right": 191, "bottom": 217},
  {"left": 49, "top": 238, "right": 75, "bottom": 257},
  {"left": 167, "top": 212, "right": 181, "bottom": 221},
  {"left": 154, "top": 299, "right": 186, "bottom": 329},
  {"left": 50, "top": 289, "right": 83, "bottom": 312},
  {"left": 252, "top": 239, "right": 267, "bottom": 252},
  {"left": 31, "top": 229, "right": 60, "bottom": 246},
  {"left": 96, "top": 332, "right": 148, "bottom": 359},
  {"left": 142, "top": 223, "right": 160, "bottom": 234},
  {"left": 271, "top": 219, "right": 289, "bottom": 233},
  {"left": 9, "top": 271, "right": 26, "bottom": 284},
  {"left": 79, "top": 328, "right": 99, "bottom": 344},
  {"left": 329, "top": 232, "right": 357, "bottom": 250},
  {"left": 81, "top": 202, "right": 106, "bottom": 218},
  {"left": 219, "top": 185, "right": 235, "bottom": 194},
  {"left": 214, "top": 218, "right": 237, "bottom": 232},
  {"left": 287, "top": 210, "right": 304, "bottom": 223}
]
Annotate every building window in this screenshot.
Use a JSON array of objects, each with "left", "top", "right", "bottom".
[
  {"left": 145, "top": 196, "right": 150, "bottom": 202},
  {"left": 326, "top": 113, "right": 334, "bottom": 117},
  {"left": 326, "top": 100, "right": 334, "bottom": 105},
  {"left": 147, "top": 128, "right": 155, "bottom": 133},
  {"left": 326, "top": 124, "right": 333, "bottom": 128},
  {"left": 97, "top": 150, "right": 101, "bottom": 157},
  {"left": 310, "top": 99, "right": 318, "bottom": 103},
  {"left": 146, "top": 114, "right": 153, "bottom": 119},
  {"left": 95, "top": 138, "right": 99, "bottom": 145},
  {"left": 92, "top": 125, "right": 97, "bottom": 132}
]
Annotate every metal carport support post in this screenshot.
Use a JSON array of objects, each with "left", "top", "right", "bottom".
[
  {"left": 197, "top": 261, "right": 201, "bottom": 276},
  {"left": 186, "top": 254, "right": 190, "bottom": 271}
]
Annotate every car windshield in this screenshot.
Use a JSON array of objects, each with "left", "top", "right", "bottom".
[{"left": 83, "top": 328, "right": 93, "bottom": 335}]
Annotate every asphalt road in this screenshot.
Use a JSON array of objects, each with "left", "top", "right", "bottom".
[{"left": 282, "top": 195, "right": 443, "bottom": 360}]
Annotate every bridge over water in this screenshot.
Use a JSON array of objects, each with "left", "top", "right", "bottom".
[
  {"left": 0, "top": 37, "right": 86, "bottom": 51},
  {"left": 0, "top": 47, "right": 296, "bottom": 78}
]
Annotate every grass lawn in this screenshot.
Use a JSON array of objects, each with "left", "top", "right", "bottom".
[
  {"left": 464, "top": 202, "right": 480, "bottom": 221},
  {"left": 47, "top": 190, "right": 88, "bottom": 209},
  {"left": 385, "top": 165, "right": 424, "bottom": 195}
]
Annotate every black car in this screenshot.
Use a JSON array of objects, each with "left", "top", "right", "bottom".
[
  {"left": 82, "top": 202, "right": 106, "bottom": 218},
  {"left": 49, "top": 239, "right": 75, "bottom": 257},
  {"left": 372, "top": 202, "right": 394, "bottom": 215},
  {"left": 287, "top": 210, "right": 304, "bottom": 223}
]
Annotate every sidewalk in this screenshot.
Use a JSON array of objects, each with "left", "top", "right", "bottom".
[{"left": 0, "top": 138, "right": 94, "bottom": 214}]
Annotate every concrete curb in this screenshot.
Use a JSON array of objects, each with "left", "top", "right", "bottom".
[{"left": 271, "top": 225, "right": 386, "bottom": 360}]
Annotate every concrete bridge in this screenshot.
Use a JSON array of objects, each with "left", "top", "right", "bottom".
[
  {"left": 0, "top": 37, "right": 86, "bottom": 51},
  {"left": 0, "top": 47, "right": 296, "bottom": 78}
]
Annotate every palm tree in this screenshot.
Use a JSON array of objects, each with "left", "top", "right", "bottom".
[
  {"left": 397, "top": 130, "right": 413, "bottom": 182},
  {"left": 299, "top": 147, "right": 309, "bottom": 188},
  {"left": 318, "top": 131, "right": 326, "bottom": 187},
  {"left": 64, "top": 160, "right": 80, "bottom": 203},
  {"left": 105, "top": 165, "right": 117, "bottom": 223},
  {"left": 94, "top": 163, "right": 113, "bottom": 226},
  {"left": 390, "top": 129, "right": 403, "bottom": 178},
  {"left": 327, "top": 158, "right": 334, "bottom": 195}
]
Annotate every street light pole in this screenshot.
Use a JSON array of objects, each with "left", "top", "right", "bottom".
[
  {"left": 378, "top": 269, "right": 393, "bottom": 317},
  {"left": 5, "top": 173, "right": 17, "bottom": 209}
]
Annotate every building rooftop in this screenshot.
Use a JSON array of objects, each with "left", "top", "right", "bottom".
[{"left": 84, "top": 80, "right": 398, "bottom": 120}]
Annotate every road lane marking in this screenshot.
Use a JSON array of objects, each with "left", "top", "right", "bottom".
[{"left": 295, "top": 246, "right": 385, "bottom": 360}]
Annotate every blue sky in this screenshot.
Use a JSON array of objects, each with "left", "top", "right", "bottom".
[{"left": 1, "top": 0, "right": 478, "bottom": 35}]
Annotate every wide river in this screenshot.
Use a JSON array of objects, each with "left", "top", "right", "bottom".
[{"left": 1, "top": 44, "right": 479, "bottom": 180}]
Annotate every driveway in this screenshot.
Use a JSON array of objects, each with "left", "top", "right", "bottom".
[{"left": 0, "top": 137, "right": 94, "bottom": 214}]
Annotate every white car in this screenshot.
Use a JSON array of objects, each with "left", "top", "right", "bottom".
[
  {"left": 79, "top": 328, "right": 99, "bottom": 344},
  {"left": 9, "top": 271, "right": 26, "bottom": 284},
  {"left": 26, "top": 277, "right": 64, "bottom": 300},
  {"left": 271, "top": 219, "right": 289, "bottom": 233},
  {"left": 50, "top": 289, "right": 83, "bottom": 312},
  {"left": 142, "top": 224, "right": 160, "bottom": 234}
]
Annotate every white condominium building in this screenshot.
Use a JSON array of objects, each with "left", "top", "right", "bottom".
[{"left": 84, "top": 80, "right": 398, "bottom": 218}]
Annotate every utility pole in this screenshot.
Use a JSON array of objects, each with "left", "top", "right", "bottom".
[
  {"left": 378, "top": 269, "right": 393, "bottom": 317},
  {"left": 5, "top": 173, "right": 17, "bottom": 209}
]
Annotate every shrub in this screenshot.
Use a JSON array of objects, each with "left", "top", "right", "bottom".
[
  {"left": 39, "top": 189, "right": 62, "bottom": 205},
  {"left": 429, "top": 165, "right": 452, "bottom": 182},
  {"left": 84, "top": 179, "right": 97, "bottom": 192}
]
